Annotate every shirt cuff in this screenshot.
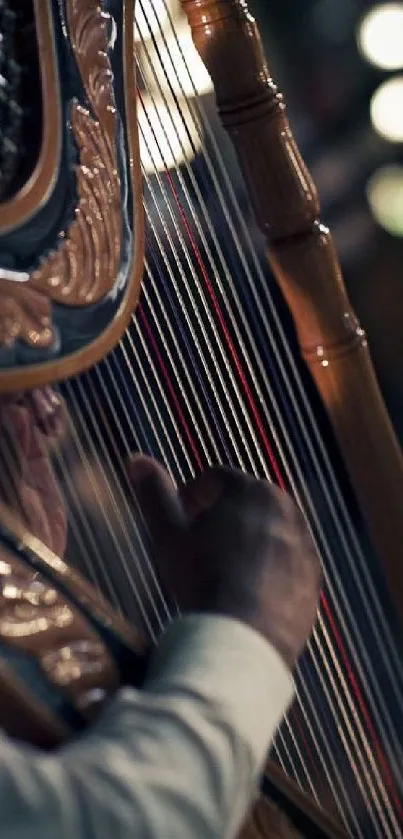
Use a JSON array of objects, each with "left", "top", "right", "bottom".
[{"left": 145, "top": 614, "right": 294, "bottom": 768}]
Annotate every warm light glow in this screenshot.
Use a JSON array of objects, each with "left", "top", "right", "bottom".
[
  {"left": 138, "top": 95, "right": 202, "bottom": 173},
  {"left": 370, "top": 77, "right": 403, "bottom": 142},
  {"left": 367, "top": 165, "right": 403, "bottom": 236},
  {"left": 358, "top": 3, "right": 403, "bottom": 70},
  {"left": 140, "top": 19, "right": 213, "bottom": 97},
  {"left": 135, "top": 0, "right": 171, "bottom": 43}
]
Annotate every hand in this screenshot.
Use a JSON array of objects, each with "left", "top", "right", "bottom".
[{"left": 129, "top": 457, "right": 321, "bottom": 669}]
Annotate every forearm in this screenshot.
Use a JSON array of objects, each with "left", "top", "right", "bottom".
[{"left": 0, "top": 616, "right": 294, "bottom": 839}]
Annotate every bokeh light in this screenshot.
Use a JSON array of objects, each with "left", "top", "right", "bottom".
[
  {"left": 140, "top": 20, "right": 213, "bottom": 97},
  {"left": 367, "top": 165, "right": 403, "bottom": 236},
  {"left": 370, "top": 76, "right": 403, "bottom": 142},
  {"left": 358, "top": 3, "right": 403, "bottom": 71},
  {"left": 138, "top": 95, "right": 202, "bottom": 173},
  {"left": 135, "top": 0, "right": 172, "bottom": 43}
]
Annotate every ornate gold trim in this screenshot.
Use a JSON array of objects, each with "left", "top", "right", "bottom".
[
  {"left": 0, "top": 0, "right": 145, "bottom": 391},
  {"left": 0, "top": 0, "right": 62, "bottom": 235},
  {"left": 31, "top": 1, "right": 122, "bottom": 309}
]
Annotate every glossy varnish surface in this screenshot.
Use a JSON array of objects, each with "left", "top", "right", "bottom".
[
  {"left": 0, "top": 0, "right": 145, "bottom": 393},
  {"left": 0, "top": 0, "right": 61, "bottom": 235},
  {"left": 0, "top": 501, "right": 147, "bottom": 746},
  {"left": 181, "top": 0, "right": 403, "bottom": 626}
]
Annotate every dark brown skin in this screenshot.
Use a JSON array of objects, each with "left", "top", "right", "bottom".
[
  {"left": 0, "top": 391, "right": 321, "bottom": 669},
  {"left": 129, "top": 457, "right": 322, "bottom": 670}
]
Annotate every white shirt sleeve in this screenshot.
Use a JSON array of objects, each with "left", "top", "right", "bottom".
[{"left": 0, "top": 615, "right": 294, "bottom": 839}]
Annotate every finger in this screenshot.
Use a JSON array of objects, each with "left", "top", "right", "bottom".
[
  {"left": 179, "top": 466, "right": 247, "bottom": 519},
  {"left": 128, "top": 455, "right": 187, "bottom": 545}
]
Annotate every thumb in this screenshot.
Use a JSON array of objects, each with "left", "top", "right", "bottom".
[{"left": 128, "top": 455, "right": 187, "bottom": 548}]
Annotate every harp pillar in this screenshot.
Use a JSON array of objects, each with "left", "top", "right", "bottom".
[{"left": 181, "top": 0, "right": 403, "bottom": 627}]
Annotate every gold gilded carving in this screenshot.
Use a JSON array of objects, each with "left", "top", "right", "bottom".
[
  {"left": 0, "top": 605, "right": 73, "bottom": 638},
  {"left": 0, "top": 543, "right": 119, "bottom": 716},
  {"left": 0, "top": 280, "right": 53, "bottom": 348},
  {"left": 0, "top": 0, "right": 122, "bottom": 349},
  {"left": 0, "top": 562, "right": 74, "bottom": 638},
  {"left": 41, "top": 640, "right": 109, "bottom": 687}
]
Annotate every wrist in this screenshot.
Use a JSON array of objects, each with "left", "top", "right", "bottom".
[{"left": 196, "top": 592, "right": 295, "bottom": 671}]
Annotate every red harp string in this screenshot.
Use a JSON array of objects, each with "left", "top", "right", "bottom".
[{"left": 1, "top": 3, "right": 401, "bottom": 838}]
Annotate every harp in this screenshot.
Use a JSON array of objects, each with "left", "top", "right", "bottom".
[{"left": 0, "top": 1, "right": 402, "bottom": 838}]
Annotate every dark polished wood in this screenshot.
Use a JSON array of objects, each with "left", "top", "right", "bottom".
[
  {"left": 0, "top": 502, "right": 148, "bottom": 746},
  {"left": 180, "top": 1, "right": 403, "bottom": 836},
  {"left": 241, "top": 792, "right": 348, "bottom": 839},
  {"left": 0, "top": 0, "right": 61, "bottom": 234},
  {"left": 181, "top": 0, "right": 403, "bottom": 628},
  {"left": 241, "top": 796, "right": 304, "bottom": 839},
  {"left": 0, "top": 0, "right": 145, "bottom": 393},
  {"left": 0, "top": 2, "right": 395, "bottom": 837}
]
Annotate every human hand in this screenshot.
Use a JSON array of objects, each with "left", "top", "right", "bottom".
[{"left": 129, "top": 457, "right": 321, "bottom": 669}]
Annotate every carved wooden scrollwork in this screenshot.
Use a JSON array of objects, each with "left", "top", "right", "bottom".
[
  {"left": 0, "top": 542, "right": 119, "bottom": 717},
  {"left": 1, "top": 0, "right": 122, "bottom": 350},
  {"left": 0, "top": 281, "right": 53, "bottom": 348},
  {"left": 240, "top": 797, "right": 303, "bottom": 839}
]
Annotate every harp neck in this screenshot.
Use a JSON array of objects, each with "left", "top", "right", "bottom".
[{"left": 182, "top": 0, "right": 403, "bottom": 625}]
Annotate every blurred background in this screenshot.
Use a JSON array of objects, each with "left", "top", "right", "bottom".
[{"left": 135, "top": 0, "right": 403, "bottom": 447}]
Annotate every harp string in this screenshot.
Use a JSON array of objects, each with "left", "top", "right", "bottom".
[
  {"left": 25, "top": 346, "right": 400, "bottom": 832},
  {"left": 83, "top": 356, "right": 338, "bottom": 817},
  {"left": 52, "top": 342, "right": 398, "bottom": 832},
  {"left": 140, "top": 272, "right": 224, "bottom": 464},
  {"left": 73, "top": 316, "right": 394, "bottom": 832},
  {"left": 143, "top": 157, "right": 403, "bottom": 741},
  {"left": 107, "top": 8, "right": 403, "bottom": 828},
  {"left": 63, "top": 362, "right": 366, "bottom": 832},
  {"left": 68, "top": 364, "right": 323, "bottom": 816},
  {"left": 90, "top": 292, "right": 326, "bottom": 809},
  {"left": 133, "top": 8, "right": 403, "bottom": 832},
  {"left": 140, "top": 176, "right": 260, "bottom": 473},
  {"left": 307, "top": 631, "right": 400, "bottom": 837},
  {"left": 129, "top": 314, "right": 200, "bottom": 473},
  {"left": 137, "top": 49, "right": 402, "bottom": 792},
  {"left": 140, "top": 0, "right": 403, "bottom": 703},
  {"left": 0, "top": 419, "right": 33, "bottom": 535},
  {"left": 89, "top": 341, "right": 358, "bottom": 826},
  {"left": 0, "top": 3, "right": 400, "bottom": 836},
  {"left": 311, "top": 621, "right": 402, "bottom": 831},
  {"left": 74, "top": 371, "right": 173, "bottom": 619},
  {"left": 141, "top": 168, "right": 403, "bottom": 805},
  {"left": 64, "top": 380, "right": 165, "bottom": 636},
  {"left": 136, "top": 59, "right": 283, "bottom": 478},
  {"left": 60, "top": 406, "right": 156, "bottom": 616},
  {"left": 45, "top": 425, "right": 134, "bottom": 614},
  {"left": 72, "top": 6, "right": 403, "bottom": 832},
  {"left": 142, "top": 0, "right": 403, "bottom": 706},
  {"left": 142, "top": 199, "right": 249, "bottom": 469},
  {"left": 74, "top": 171, "right": 398, "bottom": 837},
  {"left": 137, "top": 1, "right": 400, "bottom": 716}
]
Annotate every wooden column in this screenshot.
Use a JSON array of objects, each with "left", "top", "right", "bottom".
[{"left": 181, "top": 0, "right": 403, "bottom": 626}]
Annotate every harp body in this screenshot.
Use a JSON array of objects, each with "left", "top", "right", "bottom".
[
  {"left": 0, "top": 2, "right": 401, "bottom": 839},
  {"left": 0, "top": 0, "right": 144, "bottom": 390}
]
